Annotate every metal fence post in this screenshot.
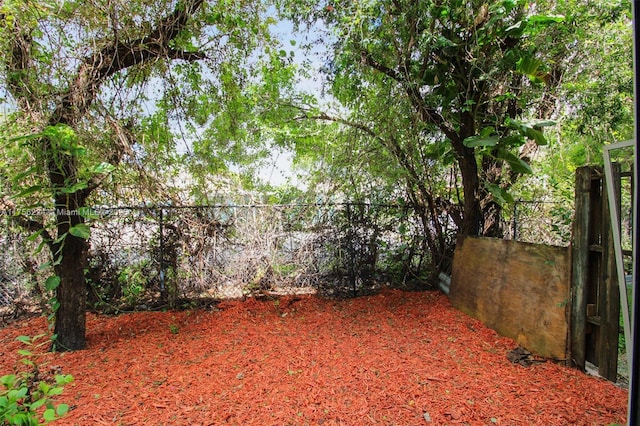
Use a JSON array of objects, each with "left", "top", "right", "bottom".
[
  {"left": 159, "top": 207, "right": 165, "bottom": 294},
  {"left": 512, "top": 201, "right": 519, "bottom": 241}
]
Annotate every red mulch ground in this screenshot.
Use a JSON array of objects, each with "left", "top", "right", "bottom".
[{"left": 0, "top": 290, "right": 628, "bottom": 425}]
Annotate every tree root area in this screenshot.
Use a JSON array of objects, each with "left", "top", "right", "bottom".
[{"left": 0, "top": 290, "right": 628, "bottom": 425}]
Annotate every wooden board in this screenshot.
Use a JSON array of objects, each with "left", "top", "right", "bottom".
[{"left": 449, "top": 236, "right": 570, "bottom": 360}]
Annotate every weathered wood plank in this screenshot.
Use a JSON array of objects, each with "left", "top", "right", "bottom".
[
  {"left": 450, "top": 237, "right": 570, "bottom": 360},
  {"left": 570, "top": 166, "right": 592, "bottom": 370},
  {"left": 598, "top": 163, "right": 621, "bottom": 381}
]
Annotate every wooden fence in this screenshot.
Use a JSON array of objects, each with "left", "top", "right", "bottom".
[{"left": 450, "top": 163, "right": 633, "bottom": 382}]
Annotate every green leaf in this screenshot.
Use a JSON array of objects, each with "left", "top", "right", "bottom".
[
  {"left": 21, "top": 358, "right": 35, "bottom": 367},
  {"left": 12, "top": 413, "right": 35, "bottom": 425},
  {"left": 12, "top": 166, "right": 39, "bottom": 183},
  {"left": 16, "top": 336, "right": 32, "bottom": 344},
  {"left": 495, "top": 148, "right": 533, "bottom": 174},
  {"left": 1, "top": 374, "right": 17, "bottom": 386},
  {"left": 69, "top": 223, "right": 91, "bottom": 239},
  {"left": 441, "top": 148, "right": 456, "bottom": 166},
  {"left": 43, "top": 408, "right": 56, "bottom": 422},
  {"left": 91, "top": 162, "right": 116, "bottom": 174},
  {"left": 9, "top": 387, "right": 28, "bottom": 399},
  {"left": 516, "top": 56, "right": 542, "bottom": 76},
  {"left": 53, "top": 232, "right": 68, "bottom": 244},
  {"left": 486, "top": 183, "right": 514, "bottom": 205},
  {"left": 463, "top": 126, "right": 497, "bottom": 148},
  {"left": 499, "top": 134, "right": 525, "bottom": 147},
  {"left": 505, "top": 118, "right": 550, "bottom": 145},
  {"left": 45, "top": 275, "right": 61, "bottom": 291},
  {"left": 48, "top": 387, "right": 64, "bottom": 396},
  {"left": 26, "top": 229, "right": 45, "bottom": 242},
  {"left": 13, "top": 185, "right": 44, "bottom": 199},
  {"left": 9, "top": 131, "right": 43, "bottom": 144},
  {"left": 71, "top": 146, "right": 87, "bottom": 157},
  {"left": 17, "top": 349, "right": 33, "bottom": 357},
  {"left": 527, "top": 14, "right": 565, "bottom": 26},
  {"left": 398, "top": 223, "right": 407, "bottom": 235},
  {"left": 515, "top": 55, "right": 553, "bottom": 84},
  {"left": 38, "top": 382, "right": 51, "bottom": 394},
  {"left": 43, "top": 123, "right": 77, "bottom": 146},
  {"left": 463, "top": 135, "right": 499, "bottom": 148},
  {"left": 30, "top": 397, "right": 46, "bottom": 410},
  {"left": 56, "top": 403, "right": 70, "bottom": 416},
  {"left": 51, "top": 298, "right": 60, "bottom": 312},
  {"left": 55, "top": 374, "right": 73, "bottom": 385},
  {"left": 59, "top": 181, "right": 88, "bottom": 194},
  {"left": 504, "top": 20, "right": 526, "bottom": 37},
  {"left": 478, "top": 126, "right": 495, "bottom": 138},
  {"left": 53, "top": 254, "right": 63, "bottom": 266},
  {"left": 527, "top": 119, "right": 556, "bottom": 128},
  {"left": 493, "top": 92, "right": 516, "bottom": 103},
  {"left": 523, "top": 126, "right": 548, "bottom": 146}
]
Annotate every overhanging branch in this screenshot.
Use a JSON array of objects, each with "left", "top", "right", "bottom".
[
  {"left": 301, "top": 110, "right": 382, "bottom": 141},
  {"left": 359, "top": 49, "right": 459, "bottom": 143},
  {"left": 50, "top": 0, "right": 206, "bottom": 126}
]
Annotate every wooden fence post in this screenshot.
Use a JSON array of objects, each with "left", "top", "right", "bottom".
[
  {"left": 570, "top": 164, "right": 623, "bottom": 381},
  {"left": 571, "top": 166, "right": 592, "bottom": 370},
  {"left": 599, "top": 163, "right": 621, "bottom": 380}
]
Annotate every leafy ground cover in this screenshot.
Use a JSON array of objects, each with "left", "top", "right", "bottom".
[{"left": 0, "top": 290, "right": 628, "bottom": 425}]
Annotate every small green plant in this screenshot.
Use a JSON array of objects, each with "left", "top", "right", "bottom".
[
  {"left": 169, "top": 324, "right": 179, "bottom": 334},
  {"left": 118, "top": 263, "right": 148, "bottom": 305},
  {"left": 0, "top": 334, "right": 74, "bottom": 425}
]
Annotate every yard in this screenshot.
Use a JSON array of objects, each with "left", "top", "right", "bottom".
[{"left": 0, "top": 290, "right": 628, "bottom": 425}]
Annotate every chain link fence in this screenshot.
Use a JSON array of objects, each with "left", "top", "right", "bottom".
[
  {"left": 0, "top": 199, "right": 576, "bottom": 320},
  {"left": 503, "top": 200, "right": 574, "bottom": 247},
  {"left": 1, "top": 203, "right": 432, "bottom": 317},
  {"left": 0, "top": 216, "right": 47, "bottom": 319}
]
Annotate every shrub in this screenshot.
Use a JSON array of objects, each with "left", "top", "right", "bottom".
[{"left": 0, "top": 334, "right": 73, "bottom": 425}]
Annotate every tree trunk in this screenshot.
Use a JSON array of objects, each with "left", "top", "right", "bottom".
[
  {"left": 458, "top": 148, "right": 482, "bottom": 239},
  {"left": 50, "top": 177, "right": 89, "bottom": 351},
  {"left": 53, "top": 233, "right": 88, "bottom": 351}
]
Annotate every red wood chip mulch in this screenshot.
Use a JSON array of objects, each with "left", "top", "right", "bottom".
[{"left": 0, "top": 290, "right": 628, "bottom": 425}]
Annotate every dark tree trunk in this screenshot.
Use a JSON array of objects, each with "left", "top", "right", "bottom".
[
  {"left": 53, "top": 233, "right": 88, "bottom": 351},
  {"left": 49, "top": 177, "right": 89, "bottom": 351},
  {"left": 457, "top": 146, "right": 482, "bottom": 239}
]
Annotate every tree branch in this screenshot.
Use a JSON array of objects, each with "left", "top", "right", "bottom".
[
  {"left": 50, "top": 0, "right": 206, "bottom": 126},
  {"left": 79, "top": 112, "right": 135, "bottom": 199},
  {"left": 11, "top": 215, "right": 55, "bottom": 253},
  {"left": 359, "top": 50, "right": 459, "bottom": 143},
  {"left": 3, "top": 18, "right": 42, "bottom": 113},
  {"left": 302, "top": 110, "right": 382, "bottom": 141},
  {"left": 41, "top": 0, "right": 206, "bottom": 208}
]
